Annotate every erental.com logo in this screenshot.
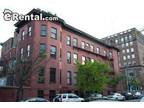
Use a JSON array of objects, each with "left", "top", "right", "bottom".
[{"left": 3, "top": 9, "right": 59, "bottom": 21}]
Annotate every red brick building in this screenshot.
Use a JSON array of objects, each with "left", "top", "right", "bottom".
[{"left": 0, "top": 9, "right": 121, "bottom": 101}]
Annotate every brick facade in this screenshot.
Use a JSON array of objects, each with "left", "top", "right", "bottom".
[{"left": 0, "top": 9, "right": 120, "bottom": 101}]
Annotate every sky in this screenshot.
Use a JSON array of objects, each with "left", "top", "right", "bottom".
[{"left": 1, "top": 0, "right": 144, "bottom": 49}]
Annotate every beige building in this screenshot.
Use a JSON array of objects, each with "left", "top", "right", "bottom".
[{"left": 102, "top": 28, "right": 144, "bottom": 92}]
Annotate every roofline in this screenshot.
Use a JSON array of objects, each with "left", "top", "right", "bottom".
[
  {"left": 2, "top": 37, "right": 14, "bottom": 45},
  {"left": 101, "top": 28, "right": 138, "bottom": 40},
  {"left": 14, "top": 8, "right": 119, "bottom": 51}
]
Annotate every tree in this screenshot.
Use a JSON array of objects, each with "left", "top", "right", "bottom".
[
  {"left": 138, "top": 73, "right": 144, "bottom": 90},
  {"left": 76, "top": 61, "right": 111, "bottom": 97},
  {"left": 14, "top": 53, "right": 46, "bottom": 101},
  {"left": 129, "top": 78, "right": 140, "bottom": 91},
  {"left": 108, "top": 74, "right": 124, "bottom": 92}
]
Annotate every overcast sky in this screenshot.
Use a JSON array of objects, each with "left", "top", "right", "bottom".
[{"left": 1, "top": 0, "right": 144, "bottom": 47}]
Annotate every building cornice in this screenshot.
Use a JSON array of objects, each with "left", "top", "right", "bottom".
[{"left": 14, "top": 8, "right": 119, "bottom": 51}]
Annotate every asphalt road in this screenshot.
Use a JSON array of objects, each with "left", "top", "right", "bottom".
[
  {"left": 90, "top": 99, "right": 140, "bottom": 102},
  {"left": 125, "top": 99, "right": 140, "bottom": 102}
]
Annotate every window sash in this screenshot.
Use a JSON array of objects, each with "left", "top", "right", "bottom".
[
  {"left": 73, "top": 53, "right": 78, "bottom": 64},
  {"left": 73, "top": 38, "right": 78, "bottom": 46},
  {"left": 67, "top": 71, "right": 72, "bottom": 85},
  {"left": 28, "top": 26, "right": 32, "bottom": 36},
  {"left": 81, "top": 42, "right": 85, "bottom": 49},
  {"left": 51, "top": 27, "right": 57, "bottom": 39},
  {"left": 67, "top": 52, "right": 71, "bottom": 63},
  {"left": 50, "top": 46, "right": 57, "bottom": 58},
  {"left": 40, "top": 25, "right": 47, "bottom": 36},
  {"left": 40, "top": 44, "right": 46, "bottom": 54},
  {"left": 67, "top": 36, "right": 71, "bottom": 45},
  {"left": 50, "top": 68, "right": 56, "bottom": 83}
]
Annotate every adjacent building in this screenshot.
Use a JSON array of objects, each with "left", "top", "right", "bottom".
[
  {"left": 0, "top": 9, "right": 120, "bottom": 101},
  {"left": 0, "top": 37, "right": 16, "bottom": 86},
  {"left": 102, "top": 28, "right": 144, "bottom": 91}
]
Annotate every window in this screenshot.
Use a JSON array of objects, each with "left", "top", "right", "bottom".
[
  {"left": 51, "top": 27, "right": 57, "bottom": 39},
  {"left": 115, "top": 39, "right": 118, "bottom": 44},
  {"left": 81, "top": 41, "right": 85, "bottom": 49},
  {"left": 67, "top": 52, "right": 71, "bottom": 63},
  {"left": 50, "top": 46, "right": 57, "bottom": 58},
  {"left": 132, "top": 61, "right": 136, "bottom": 65},
  {"left": 121, "top": 38, "right": 124, "bottom": 42},
  {"left": 123, "top": 62, "right": 127, "bottom": 66},
  {"left": 129, "top": 35, "right": 132, "bottom": 40},
  {"left": 38, "top": 67, "right": 45, "bottom": 83},
  {"left": 130, "top": 42, "right": 133, "bottom": 46},
  {"left": 62, "top": 95, "right": 67, "bottom": 98},
  {"left": 109, "top": 52, "right": 112, "bottom": 58},
  {"left": 39, "top": 43, "right": 46, "bottom": 55},
  {"left": 126, "top": 43, "right": 129, "bottom": 47},
  {"left": 132, "top": 54, "right": 135, "bottom": 58},
  {"left": 68, "top": 94, "right": 78, "bottom": 98},
  {"left": 73, "top": 72, "right": 77, "bottom": 85},
  {"left": 82, "top": 56, "right": 86, "bottom": 64},
  {"left": 128, "top": 61, "right": 132, "bottom": 66},
  {"left": 21, "top": 30, "right": 25, "bottom": 40},
  {"left": 131, "top": 48, "right": 134, "bottom": 52},
  {"left": 126, "top": 49, "right": 130, "bottom": 53},
  {"left": 123, "top": 56, "right": 126, "bottom": 60},
  {"left": 67, "top": 71, "right": 72, "bottom": 85},
  {"left": 40, "top": 25, "right": 47, "bottom": 36},
  {"left": 20, "top": 48, "right": 24, "bottom": 60},
  {"left": 96, "top": 47, "right": 100, "bottom": 54},
  {"left": 127, "top": 55, "right": 130, "bottom": 59},
  {"left": 86, "top": 43, "right": 90, "bottom": 48},
  {"left": 103, "top": 50, "right": 107, "bottom": 56},
  {"left": 90, "top": 45, "right": 94, "bottom": 52},
  {"left": 125, "top": 36, "right": 128, "bottom": 41},
  {"left": 121, "top": 44, "right": 125, "bottom": 48},
  {"left": 27, "top": 44, "right": 31, "bottom": 57},
  {"left": 73, "top": 38, "right": 78, "bottom": 46},
  {"left": 122, "top": 50, "right": 125, "bottom": 54},
  {"left": 129, "top": 72, "right": 134, "bottom": 77},
  {"left": 73, "top": 53, "right": 78, "bottom": 64},
  {"left": 66, "top": 36, "right": 71, "bottom": 46},
  {"left": 86, "top": 57, "right": 91, "bottom": 62},
  {"left": 28, "top": 26, "right": 32, "bottom": 36},
  {"left": 50, "top": 68, "right": 56, "bottom": 83},
  {"left": 37, "top": 90, "right": 44, "bottom": 98}
]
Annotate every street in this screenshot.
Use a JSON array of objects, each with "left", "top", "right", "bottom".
[
  {"left": 90, "top": 99, "right": 140, "bottom": 102},
  {"left": 125, "top": 99, "right": 140, "bottom": 102}
]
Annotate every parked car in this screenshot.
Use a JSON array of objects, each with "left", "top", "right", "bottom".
[
  {"left": 90, "top": 98, "right": 118, "bottom": 102},
  {"left": 85, "top": 93, "right": 103, "bottom": 101},
  {"left": 24, "top": 97, "right": 49, "bottom": 102},
  {"left": 53, "top": 93, "right": 84, "bottom": 102},
  {"left": 121, "top": 92, "right": 134, "bottom": 100},
  {"left": 134, "top": 92, "right": 143, "bottom": 99},
  {"left": 140, "top": 96, "right": 144, "bottom": 102},
  {"left": 107, "top": 93, "right": 125, "bottom": 101}
]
